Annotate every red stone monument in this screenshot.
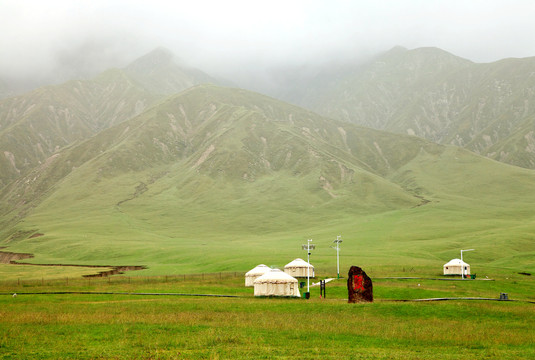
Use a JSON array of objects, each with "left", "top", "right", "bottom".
[{"left": 347, "top": 266, "right": 373, "bottom": 303}]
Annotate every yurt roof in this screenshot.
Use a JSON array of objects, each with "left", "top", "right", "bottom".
[
  {"left": 245, "top": 264, "right": 271, "bottom": 277},
  {"left": 254, "top": 269, "right": 298, "bottom": 284},
  {"left": 284, "top": 258, "right": 313, "bottom": 268},
  {"left": 444, "top": 258, "right": 469, "bottom": 266}
]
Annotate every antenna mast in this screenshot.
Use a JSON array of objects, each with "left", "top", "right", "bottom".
[
  {"left": 331, "top": 235, "right": 343, "bottom": 279},
  {"left": 302, "top": 239, "right": 315, "bottom": 295}
]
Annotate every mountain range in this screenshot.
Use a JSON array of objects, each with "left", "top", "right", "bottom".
[
  {"left": 1, "top": 46, "right": 535, "bottom": 274},
  {"left": 0, "top": 47, "right": 221, "bottom": 188},
  {"left": 272, "top": 46, "right": 535, "bottom": 169}
]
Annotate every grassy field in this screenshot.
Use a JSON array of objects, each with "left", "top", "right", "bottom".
[
  {"left": 1, "top": 274, "right": 534, "bottom": 359},
  {"left": 3, "top": 145, "right": 535, "bottom": 279},
  {"left": 4, "top": 192, "right": 535, "bottom": 278}
]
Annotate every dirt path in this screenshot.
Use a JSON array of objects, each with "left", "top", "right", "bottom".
[
  {"left": 0, "top": 249, "right": 34, "bottom": 263},
  {"left": 0, "top": 249, "right": 146, "bottom": 277}
]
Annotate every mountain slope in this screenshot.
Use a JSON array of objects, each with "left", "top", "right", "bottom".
[
  {"left": 0, "top": 69, "right": 157, "bottom": 188},
  {"left": 280, "top": 47, "right": 535, "bottom": 169},
  {"left": 0, "top": 84, "right": 424, "bottom": 229},
  {"left": 2, "top": 85, "right": 535, "bottom": 275},
  {"left": 0, "top": 48, "right": 224, "bottom": 189}
]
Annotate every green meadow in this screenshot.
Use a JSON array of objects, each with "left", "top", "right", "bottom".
[
  {"left": 1, "top": 274, "right": 534, "bottom": 359},
  {"left": 4, "top": 171, "right": 535, "bottom": 278},
  {"left": 2, "top": 86, "right": 535, "bottom": 279}
]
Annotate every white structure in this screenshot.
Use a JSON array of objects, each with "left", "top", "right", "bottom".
[
  {"left": 284, "top": 258, "right": 314, "bottom": 278},
  {"left": 443, "top": 259, "right": 470, "bottom": 276},
  {"left": 244, "top": 264, "right": 271, "bottom": 287},
  {"left": 253, "top": 269, "right": 300, "bottom": 297},
  {"left": 331, "top": 235, "right": 343, "bottom": 279}
]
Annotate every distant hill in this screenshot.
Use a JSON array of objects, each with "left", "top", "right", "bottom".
[
  {"left": 124, "top": 47, "right": 223, "bottom": 95},
  {"left": 0, "top": 69, "right": 157, "bottom": 188},
  {"left": 2, "top": 85, "right": 535, "bottom": 274},
  {"left": 0, "top": 48, "right": 222, "bottom": 188},
  {"left": 273, "top": 46, "right": 535, "bottom": 169}
]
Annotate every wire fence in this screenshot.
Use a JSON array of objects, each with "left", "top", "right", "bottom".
[{"left": 0, "top": 271, "right": 244, "bottom": 288}]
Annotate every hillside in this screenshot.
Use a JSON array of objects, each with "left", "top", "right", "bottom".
[
  {"left": 0, "top": 47, "right": 221, "bottom": 189},
  {"left": 0, "top": 70, "right": 156, "bottom": 188},
  {"left": 1, "top": 85, "right": 535, "bottom": 275},
  {"left": 0, "top": 84, "right": 424, "bottom": 235},
  {"left": 276, "top": 47, "right": 535, "bottom": 169}
]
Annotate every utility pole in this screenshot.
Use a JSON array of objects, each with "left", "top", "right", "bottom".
[
  {"left": 331, "top": 235, "right": 343, "bottom": 279},
  {"left": 302, "top": 239, "right": 315, "bottom": 295},
  {"left": 460, "top": 249, "right": 474, "bottom": 279}
]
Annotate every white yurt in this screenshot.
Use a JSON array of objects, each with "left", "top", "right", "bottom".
[
  {"left": 443, "top": 259, "right": 470, "bottom": 276},
  {"left": 244, "top": 264, "right": 271, "bottom": 287},
  {"left": 284, "top": 258, "right": 314, "bottom": 278},
  {"left": 253, "top": 269, "right": 300, "bottom": 297}
]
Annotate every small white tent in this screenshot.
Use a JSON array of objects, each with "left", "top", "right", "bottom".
[
  {"left": 443, "top": 259, "right": 470, "bottom": 276},
  {"left": 253, "top": 269, "right": 300, "bottom": 297},
  {"left": 284, "top": 258, "right": 314, "bottom": 278},
  {"left": 244, "top": 264, "right": 271, "bottom": 287}
]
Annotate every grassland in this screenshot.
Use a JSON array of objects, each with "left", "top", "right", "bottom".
[
  {"left": 4, "top": 147, "right": 535, "bottom": 279},
  {"left": 4, "top": 181, "right": 535, "bottom": 279},
  {"left": 1, "top": 274, "right": 534, "bottom": 359},
  {"left": 2, "top": 85, "right": 535, "bottom": 279}
]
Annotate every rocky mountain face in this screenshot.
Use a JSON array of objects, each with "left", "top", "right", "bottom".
[{"left": 275, "top": 47, "right": 535, "bottom": 169}]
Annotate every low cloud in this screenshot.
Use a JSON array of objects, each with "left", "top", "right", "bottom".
[{"left": 1, "top": 0, "right": 535, "bottom": 87}]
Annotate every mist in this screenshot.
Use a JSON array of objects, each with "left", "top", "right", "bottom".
[{"left": 2, "top": 0, "right": 535, "bottom": 93}]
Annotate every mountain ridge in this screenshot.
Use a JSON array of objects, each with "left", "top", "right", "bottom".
[
  {"left": 0, "top": 49, "right": 226, "bottom": 188},
  {"left": 124, "top": 47, "right": 222, "bottom": 95},
  {"left": 274, "top": 46, "right": 535, "bottom": 169}
]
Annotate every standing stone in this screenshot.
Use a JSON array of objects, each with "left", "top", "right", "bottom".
[{"left": 347, "top": 266, "right": 373, "bottom": 303}]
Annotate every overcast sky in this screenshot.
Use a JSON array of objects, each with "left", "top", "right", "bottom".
[{"left": 2, "top": 0, "right": 535, "bottom": 82}]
